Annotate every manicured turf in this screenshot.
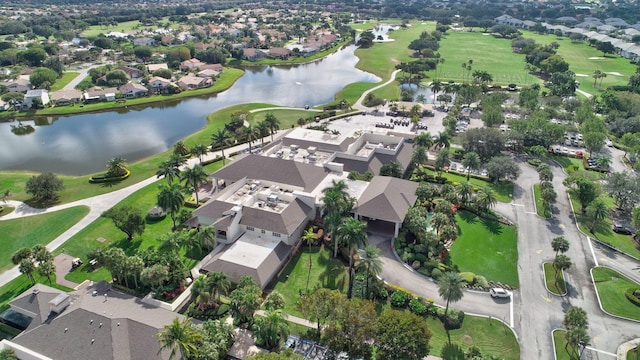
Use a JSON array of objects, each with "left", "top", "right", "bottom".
[
  {"left": 533, "top": 184, "right": 550, "bottom": 218},
  {"left": 519, "top": 30, "right": 637, "bottom": 96},
  {"left": 548, "top": 155, "right": 585, "bottom": 174},
  {"left": 0, "top": 206, "right": 89, "bottom": 271},
  {"left": 426, "top": 31, "right": 539, "bottom": 85},
  {"left": 49, "top": 72, "right": 80, "bottom": 92},
  {"left": 544, "top": 262, "right": 567, "bottom": 295},
  {"left": 570, "top": 195, "right": 640, "bottom": 259},
  {"left": 0, "top": 206, "right": 14, "bottom": 217},
  {"left": 421, "top": 167, "right": 514, "bottom": 203},
  {"left": 251, "top": 108, "right": 320, "bottom": 129},
  {"left": 427, "top": 315, "right": 519, "bottom": 360},
  {"left": 553, "top": 329, "right": 579, "bottom": 360},
  {"left": 449, "top": 211, "right": 519, "bottom": 287},
  {"left": 592, "top": 266, "right": 640, "bottom": 321},
  {"left": 271, "top": 246, "right": 348, "bottom": 316},
  {"left": 628, "top": 347, "right": 640, "bottom": 360}
]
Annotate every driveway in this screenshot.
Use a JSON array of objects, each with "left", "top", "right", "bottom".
[{"left": 53, "top": 253, "right": 80, "bottom": 289}]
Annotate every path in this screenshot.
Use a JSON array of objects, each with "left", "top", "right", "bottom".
[
  {"left": 352, "top": 69, "right": 401, "bottom": 110},
  {"left": 254, "top": 310, "right": 317, "bottom": 329},
  {"left": 576, "top": 89, "right": 593, "bottom": 99},
  {"left": 62, "top": 62, "right": 112, "bottom": 91}
]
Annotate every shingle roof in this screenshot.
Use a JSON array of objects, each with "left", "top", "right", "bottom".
[
  {"left": 353, "top": 176, "right": 418, "bottom": 223},
  {"left": 240, "top": 198, "right": 312, "bottom": 235}
]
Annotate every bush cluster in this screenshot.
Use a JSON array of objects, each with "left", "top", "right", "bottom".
[
  {"left": 391, "top": 290, "right": 411, "bottom": 308},
  {"left": 89, "top": 169, "right": 131, "bottom": 183},
  {"left": 437, "top": 307, "right": 465, "bottom": 330},
  {"left": 625, "top": 288, "right": 640, "bottom": 307}
]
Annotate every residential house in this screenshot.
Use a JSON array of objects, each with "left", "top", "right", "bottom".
[
  {"left": 23, "top": 89, "right": 50, "bottom": 109},
  {"left": 146, "top": 63, "right": 169, "bottom": 74},
  {"left": 160, "top": 36, "right": 175, "bottom": 46},
  {"left": 0, "top": 282, "right": 186, "bottom": 360},
  {"left": 132, "top": 37, "right": 155, "bottom": 46},
  {"left": 50, "top": 89, "right": 83, "bottom": 106},
  {"left": 179, "top": 58, "right": 205, "bottom": 71},
  {"left": 148, "top": 76, "right": 173, "bottom": 93},
  {"left": 119, "top": 83, "right": 149, "bottom": 98},
  {"left": 116, "top": 66, "right": 142, "bottom": 79},
  {"left": 5, "top": 78, "right": 32, "bottom": 93},
  {"left": 84, "top": 86, "right": 117, "bottom": 102},
  {"left": 177, "top": 75, "right": 212, "bottom": 90},
  {"left": 242, "top": 48, "right": 267, "bottom": 61},
  {"left": 197, "top": 69, "right": 220, "bottom": 78},
  {"left": 268, "top": 47, "right": 291, "bottom": 60},
  {"left": 199, "top": 63, "right": 224, "bottom": 72}
]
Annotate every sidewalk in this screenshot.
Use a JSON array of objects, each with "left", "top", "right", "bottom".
[{"left": 254, "top": 309, "right": 317, "bottom": 328}]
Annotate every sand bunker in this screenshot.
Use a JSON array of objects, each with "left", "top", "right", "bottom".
[
  {"left": 575, "top": 73, "right": 589, "bottom": 77},
  {"left": 606, "top": 72, "right": 624, "bottom": 76},
  {"left": 588, "top": 57, "right": 606, "bottom": 60}
]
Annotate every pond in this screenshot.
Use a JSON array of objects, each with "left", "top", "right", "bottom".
[{"left": 0, "top": 45, "right": 380, "bottom": 175}]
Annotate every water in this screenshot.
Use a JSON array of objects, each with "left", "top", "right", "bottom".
[{"left": 0, "top": 45, "right": 380, "bottom": 175}]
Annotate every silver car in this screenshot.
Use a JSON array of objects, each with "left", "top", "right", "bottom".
[{"left": 490, "top": 288, "right": 511, "bottom": 298}]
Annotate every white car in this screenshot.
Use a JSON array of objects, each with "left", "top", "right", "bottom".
[{"left": 490, "top": 288, "right": 511, "bottom": 298}]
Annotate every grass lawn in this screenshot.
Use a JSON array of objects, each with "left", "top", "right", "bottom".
[
  {"left": 0, "top": 274, "right": 72, "bottom": 313},
  {"left": 250, "top": 108, "right": 320, "bottom": 129},
  {"left": 49, "top": 72, "right": 80, "bottom": 92},
  {"left": 449, "top": 210, "right": 519, "bottom": 287},
  {"left": 553, "top": 329, "right": 580, "bottom": 360},
  {"left": 0, "top": 206, "right": 89, "bottom": 272},
  {"left": 59, "top": 180, "right": 213, "bottom": 284},
  {"left": 543, "top": 262, "right": 567, "bottom": 295},
  {"left": 628, "top": 347, "right": 640, "bottom": 360},
  {"left": 519, "top": 30, "right": 637, "bottom": 96},
  {"left": 426, "top": 31, "right": 539, "bottom": 85},
  {"left": 271, "top": 246, "right": 348, "bottom": 316},
  {"left": 421, "top": 168, "right": 514, "bottom": 203},
  {"left": 0, "top": 206, "right": 14, "bottom": 217},
  {"left": 533, "top": 184, "right": 550, "bottom": 218},
  {"left": 427, "top": 315, "right": 519, "bottom": 360},
  {"left": 569, "top": 194, "right": 640, "bottom": 259},
  {"left": 591, "top": 266, "right": 640, "bottom": 321},
  {"left": 548, "top": 155, "right": 585, "bottom": 174}
]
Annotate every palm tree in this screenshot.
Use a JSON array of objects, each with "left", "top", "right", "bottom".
[
  {"left": 416, "top": 94, "right": 427, "bottom": 104},
  {"left": 206, "top": 271, "right": 231, "bottom": 305},
  {"left": 243, "top": 123, "right": 258, "bottom": 153},
  {"left": 430, "top": 80, "right": 442, "bottom": 103},
  {"left": 37, "top": 260, "right": 55, "bottom": 285},
  {"left": 211, "top": 128, "right": 232, "bottom": 165},
  {"left": 593, "top": 70, "right": 603, "bottom": 87},
  {"left": 553, "top": 254, "right": 572, "bottom": 285},
  {"left": 413, "top": 132, "right": 433, "bottom": 148},
  {"left": 587, "top": 198, "right": 609, "bottom": 233},
  {"left": 475, "top": 187, "right": 497, "bottom": 211},
  {"left": 190, "top": 276, "right": 208, "bottom": 309},
  {"left": 19, "top": 259, "right": 35, "bottom": 285},
  {"left": 461, "top": 151, "right": 480, "bottom": 181},
  {"left": 302, "top": 227, "right": 316, "bottom": 294},
  {"left": 551, "top": 236, "right": 569, "bottom": 257},
  {"left": 434, "top": 131, "right": 451, "bottom": 150},
  {"left": 566, "top": 326, "right": 590, "bottom": 358},
  {"left": 173, "top": 141, "right": 190, "bottom": 157},
  {"left": 256, "top": 120, "right": 270, "bottom": 145},
  {"left": 196, "top": 225, "right": 216, "bottom": 251},
  {"left": 128, "top": 255, "right": 144, "bottom": 289},
  {"left": 430, "top": 212, "right": 450, "bottom": 234},
  {"left": 336, "top": 217, "right": 368, "bottom": 299},
  {"left": 106, "top": 157, "right": 128, "bottom": 177},
  {"left": 412, "top": 145, "right": 428, "bottom": 167},
  {"left": 262, "top": 290, "right": 286, "bottom": 311},
  {"left": 264, "top": 112, "right": 280, "bottom": 142},
  {"left": 438, "top": 271, "right": 464, "bottom": 317},
  {"left": 357, "top": 245, "right": 383, "bottom": 299},
  {"left": 455, "top": 181, "right": 474, "bottom": 207},
  {"left": 191, "top": 144, "right": 208, "bottom": 164},
  {"left": 252, "top": 310, "right": 290, "bottom": 350},
  {"left": 434, "top": 149, "right": 450, "bottom": 177},
  {"left": 157, "top": 183, "right": 185, "bottom": 230},
  {"left": 180, "top": 165, "right": 208, "bottom": 205},
  {"left": 156, "top": 317, "right": 203, "bottom": 360},
  {"left": 157, "top": 160, "right": 181, "bottom": 185}
]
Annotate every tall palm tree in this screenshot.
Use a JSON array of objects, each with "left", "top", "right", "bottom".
[
  {"left": 156, "top": 317, "right": 203, "bottom": 360},
  {"left": 587, "top": 198, "right": 609, "bottom": 233},
  {"left": 243, "top": 123, "right": 258, "bottom": 153},
  {"left": 416, "top": 94, "right": 427, "bottom": 104},
  {"left": 157, "top": 160, "right": 181, "bottom": 185},
  {"left": 256, "top": 120, "right": 270, "bottom": 145},
  {"left": 196, "top": 225, "right": 216, "bottom": 251},
  {"left": 461, "top": 152, "right": 480, "bottom": 181},
  {"left": 434, "top": 131, "right": 451, "bottom": 150},
  {"left": 336, "top": 217, "right": 368, "bottom": 299},
  {"left": 357, "top": 245, "right": 383, "bottom": 299},
  {"left": 551, "top": 236, "right": 569, "bottom": 257},
  {"left": 191, "top": 144, "right": 208, "bottom": 164},
  {"left": 128, "top": 255, "right": 144, "bottom": 289},
  {"left": 211, "top": 128, "right": 232, "bottom": 165},
  {"left": 19, "top": 259, "right": 35, "bottom": 285},
  {"left": 592, "top": 69, "right": 603, "bottom": 87},
  {"left": 206, "top": 271, "right": 231, "bottom": 305},
  {"left": 475, "top": 187, "right": 497, "bottom": 211},
  {"left": 412, "top": 145, "right": 428, "bottom": 167},
  {"left": 106, "top": 157, "right": 128, "bottom": 177},
  {"left": 553, "top": 254, "right": 572, "bottom": 285},
  {"left": 302, "top": 227, "right": 316, "bottom": 294},
  {"left": 413, "top": 132, "right": 433, "bottom": 148},
  {"left": 430, "top": 80, "right": 442, "bottom": 103},
  {"left": 37, "top": 260, "right": 55, "bottom": 285},
  {"left": 264, "top": 112, "right": 280, "bottom": 142},
  {"left": 190, "top": 276, "right": 208, "bottom": 309},
  {"left": 455, "top": 181, "right": 474, "bottom": 207},
  {"left": 157, "top": 183, "right": 185, "bottom": 230},
  {"left": 173, "top": 141, "right": 190, "bottom": 157},
  {"left": 252, "top": 310, "right": 290, "bottom": 350},
  {"left": 180, "top": 165, "right": 208, "bottom": 205},
  {"left": 438, "top": 271, "right": 464, "bottom": 317}
]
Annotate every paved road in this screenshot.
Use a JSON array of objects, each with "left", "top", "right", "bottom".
[{"left": 62, "top": 63, "right": 103, "bottom": 91}]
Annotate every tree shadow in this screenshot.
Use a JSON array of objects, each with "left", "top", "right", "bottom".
[
  {"left": 112, "top": 236, "right": 143, "bottom": 256},
  {"left": 480, "top": 216, "right": 502, "bottom": 235},
  {"left": 545, "top": 217, "right": 565, "bottom": 235},
  {"left": 458, "top": 210, "right": 477, "bottom": 224}
]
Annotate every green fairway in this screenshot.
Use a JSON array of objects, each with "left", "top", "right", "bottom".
[
  {"left": 271, "top": 246, "right": 348, "bottom": 316},
  {"left": 49, "top": 72, "right": 80, "bottom": 92},
  {"left": 519, "top": 30, "right": 637, "bottom": 95},
  {"left": 427, "top": 31, "right": 539, "bottom": 85},
  {"left": 251, "top": 108, "right": 320, "bottom": 129},
  {"left": 0, "top": 206, "right": 89, "bottom": 271},
  {"left": 449, "top": 210, "right": 519, "bottom": 287},
  {"left": 592, "top": 266, "right": 640, "bottom": 321},
  {"left": 544, "top": 262, "right": 567, "bottom": 295}
]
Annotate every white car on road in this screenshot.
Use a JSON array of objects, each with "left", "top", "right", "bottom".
[{"left": 490, "top": 288, "right": 511, "bottom": 298}]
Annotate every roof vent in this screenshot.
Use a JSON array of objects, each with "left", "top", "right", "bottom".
[{"left": 32, "top": 289, "right": 40, "bottom": 295}]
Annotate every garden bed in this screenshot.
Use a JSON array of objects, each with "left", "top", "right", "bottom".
[{"left": 543, "top": 262, "right": 567, "bottom": 295}]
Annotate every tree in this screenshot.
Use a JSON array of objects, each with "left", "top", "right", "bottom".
[
  {"left": 337, "top": 217, "right": 368, "bottom": 298},
  {"left": 180, "top": 165, "right": 208, "bottom": 205},
  {"left": 243, "top": 123, "right": 258, "bottom": 153},
  {"left": 252, "top": 310, "right": 290, "bottom": 350},
  {"left": 264, "top": 112, "right": 280, "bottom": 142},
  {"left": 191, "top": 144, "right": 208, "bottom": 164},
  {"left": 455, "top": 182, "right": 474, "bottom": 207},
  {"left": 553, "top": 254, "right": 572, "bottom": 284},
  {"left": 173, "top": 141, "right": 190, "bottom": 157},
  {"left": 262, "top": 290, "right": 286, "bottom": 311},
  {"left": 551, "top": 236, "right": 569, "bottom": 258},
  {"left": 102, "top": 206, "right": 145, "bottom": 240},
  {"left": 296, "top": 288, "right": 345, "bottom": 339},
  {"left": 357, "top": 245, "right": 383, "bottom": 299},
  {"left": 548, "top": 71, "right": 577, "bottom": 97},
  {"left": 603, "top": 171, "right": 640, "bottom": 212},
  {"left": 563, "top": 306, "right": 590, "bottom": 358},
  {"left": 37, "top": 260, "right": 56, "bottom": 285},
  {"left": 11, "top": 247, "right": 33, "bottom": 265},
  {"left": 154, "top": 68, "right": 173, "bottom": 79},
  {"left": 105, "top": 70, "right": 128, "bottom": 86},
  {"left": 438, "top": 271, "right": 464, "bottom": 316},
  {"left": 566, "top": 326, "right": 590, "bottom": 358},
  {"left": 379, "top": 161, "right": 403, "bottom": 178},
  {"left": 475, "top": 187, "right": 497, "bottom": 211},
  {"left": 230, "top": 276, "right": 262, "bottom": 324},
  {"left": 485, "top": 156, "right": 520, "bottom": 182},
  {"left": 374, "top": 309, "right": 432, "bottom": 360},
  {"left": 481, "top": 106, "right": 504, "bottom": 128},
  {"left": 156, "top": 317, "right": 203, "bottom": 360},
  {"left": 596, "top": 41, "right": 615, "bottom": 57},
  {"left": 0, "top": 349, "right": 17, "bottom": 360},
  {"left": 302, "top": 227, "right": 316, "bottom": 294},
  {"left": 134, "top": 46, "right": 153, "bottom": 62},
  {"left": 19, "top": 47, "right": 47, "bottom": 67},
  {"left": 563, "top": 177, "right": 599, "bottom": 213},
  {"left": 25, "top": 172, "right": 64, "bottom": 201},
  {"left": 157, "top": 183, "right": 185, "bottom": 230},
  {"left": 256, "top": 120, "right": 270, "bottom": 145},
  {"left": 30, "top": 67, "right": 58, "bottom": 89},
  {"left": 106, "top": 157, "right": 128, "bottom": 177},
  {"left": 434, "top": 149, "right": 450, "bottom": 177},
  {"left": 586, "top": 198, "right": 609, "bottom": 233},
  {"left": 583, "top": 132, "right": 605, "bottom": 156},
  {"left": 461, "top": 152, "right": 480, "bottom": 181},
  {"left": 434, "top": 131, "right": 451, "bottom": 150},
  {"left": 206, "top": 271, "right": 231, "bottom": 305},
  {"left": 211, "top": 128, "right": 232, "bottom": 165},
  {"left": 411, "top": 145, "right": 428, "bottom": 167},
  {"left": 563, "top": 306, "right": 588, "bottom": 329},
  {"left": 19, "top": 258, "right": 35, "bottom": 285},
  {"left": 461, "top": 128, "right": 505, "bottom": 162},
  {"left": 157, "top": 160, "right": 181, "bottom": 185}
]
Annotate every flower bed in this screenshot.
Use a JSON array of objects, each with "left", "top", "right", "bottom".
[{"left": 89, "top": 169, "right": 131, "bottom": 183}]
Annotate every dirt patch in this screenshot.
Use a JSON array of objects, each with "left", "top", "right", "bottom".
[{"left": 461, "top": 334, "right": 474, "bottom": 344}]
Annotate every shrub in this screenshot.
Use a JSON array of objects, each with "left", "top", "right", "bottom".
[
  {"left": 437, "top": 308, "right": 465, "bottom": 329},
  {"left": 409, "top": 299, "right": 427, "bottom": 316},
  {"left": 474, "top": 275, "right": 489, "bottom": 289},
  {"left": 431, "top": 268, "right": 442, "bottom": 280},
  {"left": 89, "top": 169, "right": 131, "bottom": 183},
  {"left": 527, "top": 158, "right": 543, "bottom": 167},
  {"left": 378, "top": 288, "right": 389, "bottom": 300},
  {"left": 459, "top": 272, "right": 476, "bottom": 284},
  {"left": 414, "top": 253, "right": 428, "bottom": 263},
  {"left": 391, "top": 290, "right": 411, "bottom": 308},
  {"left": 411, "top": 260, "right": 421, "bottom": 269},
  {"left": 417, "top": 268, "right": 431, "bottom": 277},
  {"left": 625, "top": 288, "right": 640, "bottom": 307}
]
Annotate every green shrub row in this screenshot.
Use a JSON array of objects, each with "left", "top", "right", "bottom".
[
  {"left": 89, "top": 169, "right": 131, "bottom": 183},
  {"left": 187, "top": 303, "right": 231, "bottom": 320},
  {"left": 625, "top": 288, "right": 640, "bottom": 307}
]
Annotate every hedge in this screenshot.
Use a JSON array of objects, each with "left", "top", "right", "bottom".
[
  {"left": 625, "top": 288, "right": 640, "bottom": 307},
  {"left": 459, "top": 272, "right": 476, "bottom": 284},
  {"left": 89, "top": 169, "right": 131, "bottom": 183}
]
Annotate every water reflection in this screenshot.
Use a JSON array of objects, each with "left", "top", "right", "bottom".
[{"left": 0, "top": 45, "right": 380, "bottom": 175}]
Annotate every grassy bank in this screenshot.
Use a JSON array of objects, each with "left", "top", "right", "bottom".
[
  {"left": 592, "top": 266, "right": 640, "bottom": 321},
  {"left": 533, "top": 184, "right": 550, "bottom": 218},
  {"left": 50, "top": 72, "right": 80, "bottom": 92},
  {"left": 544, "top": 262, "right": 567, "bottom": 295}
]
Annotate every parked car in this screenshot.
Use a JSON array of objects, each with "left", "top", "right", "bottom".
[
  {"left": 490, "top": 288, "right": 511, "bottom": 298},
  {"left": 612, "top": 224, "right": 633, "bottom": 235}
]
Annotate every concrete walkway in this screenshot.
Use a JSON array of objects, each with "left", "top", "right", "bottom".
[
  {"left": 254, "top": 310, "right": 317, "bottom": 329},
  {"left": 352, "top": 69, "right": 401, "bottom": 111}
]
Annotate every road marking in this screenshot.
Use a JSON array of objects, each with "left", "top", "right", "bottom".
[
  {"left": 536, "top": 250, "right": 543, "bottom": 254},
  {"left": 511, "top": 203, "right": 525, "bottom": 207},
  {"left": 587, "top": 238, "right": 599, "bottom": 266},
  {"left": 585, "top": 346, "right": 616, "bottom": 357},
  {"left": 541, "top": 295, "right": 552, "bottom": 302},
  {"left": 599, "top": 257, "right": 608, "bottom": 263},
  {"left": 525, "top": 211, "right": 537, "bottom": 215},
  {"left": 509, "top": 295, "right": 514, "bottom": 328}
]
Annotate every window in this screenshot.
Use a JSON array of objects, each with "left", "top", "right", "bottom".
[
  {"left": 272, "top": 232, "right": 281, "bottom": 238},
  {"left": 261, "top": 229, "right": 266, "bottom": 234},
  {"left": 246, "top": 226, "right": 254, "bottom": 231}
]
